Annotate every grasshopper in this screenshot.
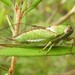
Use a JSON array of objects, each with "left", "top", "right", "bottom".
[
  {"left": 9, "top": 25, "right": 73, "bottom": 54},
  {"left": 0, "top": 24, "right": 73, "bottom": 54}
]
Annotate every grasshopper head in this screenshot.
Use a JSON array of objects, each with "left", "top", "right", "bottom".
[{"left": 64, "top": 26, "right": 73, "bottom": 35}]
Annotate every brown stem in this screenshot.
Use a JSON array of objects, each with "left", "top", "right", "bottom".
[
  {"left": 9, "top": 3, "right": 24, "bottom": 75},
  {"left": 60, "top": 69, "right": 75, "bottom": 75},
  {"left": 9, "top": 57, "right": 16, "bottom": 75},
  {"left": 14, "top": 5, "right": 22, "bottom": 35},
  {"left": 52, "top": 6, "right": 75, "bottom": 25}
]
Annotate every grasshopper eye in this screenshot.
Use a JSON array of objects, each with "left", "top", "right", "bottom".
[{"left": 64, "top": 26, "right": 73, "bottom": 34}]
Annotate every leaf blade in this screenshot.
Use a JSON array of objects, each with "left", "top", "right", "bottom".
[
  {"left": 0, "top": 46, "right": 74, "bottom": 56},
  {"left": 23, "top": 0, "right": 42, "bottom": 15},
  {"left": 0, "top": 8, "right": 6, "bottom": 26},
  {"left": 0, "top": 0, "right": 13, "bottom": 6}
]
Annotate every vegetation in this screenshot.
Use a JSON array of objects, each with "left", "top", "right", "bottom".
[{"left": 0, "top": 0, "right": 75, "bottom": 75}]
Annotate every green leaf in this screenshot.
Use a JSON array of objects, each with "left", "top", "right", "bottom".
[
  {"left": 16, "top": 0, "right": 21, "bottom": 4},
  {"left": 4, "top": 73, "right": 9, "bottom": 75},
  {"left": 0, "top": 65, "right": 8, "bottom": 71},
  {"left": 0, "top": 0, "right": 13, "bottom": 6},
  {"left": 22, "top": 0, "right": 27, "bottom": 11},
  {"left": 0, "top": 46, "right": 74, "bottom": 56},
  {"left": 21, "top": 0, "right": 27, "bottom": 24},
  {"left": 23, "top": 0, "right": 42, "bottom": 15},
  {"left": 0, "top": 8, "right": 5, "bottom": 26}
]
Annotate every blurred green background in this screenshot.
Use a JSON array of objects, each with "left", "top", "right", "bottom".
[{"left": 0, "top": 0, "right": 75, "bottom": 75}]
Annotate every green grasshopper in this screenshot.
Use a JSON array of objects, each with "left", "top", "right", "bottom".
[
  {"left": 0, "top": 24, "right": 73, "bottom": 54},
  {"left": 10, "top": 25, "right": 73, "bottom": 54}
]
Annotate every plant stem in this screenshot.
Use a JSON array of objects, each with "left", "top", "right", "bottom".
[
  {"left": 9, "top": 2, "right": 24, "bottom": 75},
  {"left": 52, "top": 6, "right": 75, "bottom": 25},
  {"left": 9, "top": 57, "right": 16, "bottom": 75}
]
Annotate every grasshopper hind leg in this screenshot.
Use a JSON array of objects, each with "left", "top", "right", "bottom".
[
  {"left": 46, "top": 44, "right": 55, "bottom": 55},
  {"left": 42, "top": 41, "right": 51, "bottom": 50},
  {"left": 40, "top": 41, "right": 55, "bottom": 55}
]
